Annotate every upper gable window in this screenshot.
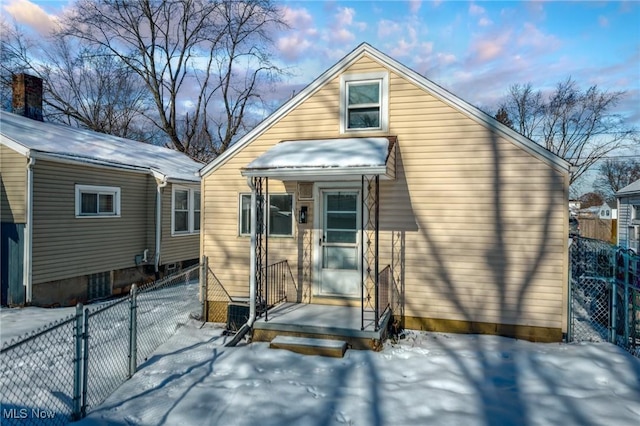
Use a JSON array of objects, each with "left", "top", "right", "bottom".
[{"left": 340, "top": 72, "right": 388, "bottom": 133}]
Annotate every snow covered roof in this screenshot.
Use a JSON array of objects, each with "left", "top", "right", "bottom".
[
  {"left": 617, "top": 179, "right": 640, "bottom": 196},
  {"left": 0, "top": 110, "right": 201, "bottom": 183},
  {"left": 241, "top": 137, "right": 396, "bottom": 181}
]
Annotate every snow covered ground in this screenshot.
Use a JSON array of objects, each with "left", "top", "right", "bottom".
[
  {"left": 74, "top": 320, "right": 640, "bottom": 426},
  {"left": 1, "top": 305, "right": 79, "bottom": 344}
]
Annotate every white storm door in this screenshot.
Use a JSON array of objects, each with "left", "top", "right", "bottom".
[{"left": 319, "top": 190, "right": 361, "bottom": 297}]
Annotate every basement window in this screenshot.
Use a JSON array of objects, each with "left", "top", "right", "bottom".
[{"left": 75, "top": 185, "right": 121, "bottom": 217}]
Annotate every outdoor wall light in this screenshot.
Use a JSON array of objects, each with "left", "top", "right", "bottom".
[{"left": 299, "top": 205, "right": 308, "bottom": 224}]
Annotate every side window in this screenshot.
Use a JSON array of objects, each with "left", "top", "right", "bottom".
[
  {"left": 172, "top": 186, "right": 200, "bottom": 235},
  {"left": 75, "top": 185, "right": 120, "bottom": 217},
  {"left": 239, "top": 193, "right": 294, "bottom": 237}
]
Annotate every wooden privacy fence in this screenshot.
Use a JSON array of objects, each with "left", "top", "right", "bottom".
[{"left": 579, "top": 218, "right": 617, "bottom": 244}]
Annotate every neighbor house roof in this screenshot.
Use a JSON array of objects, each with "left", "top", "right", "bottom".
[
  {"left": 200, "top": 42, "right": 572, "bottom": 178},
  {"left": 617, "top": 179, "right": 640, "bottom": 197},
  {"left": 0, "top": 110, "right": 201, "bottom": 183}
]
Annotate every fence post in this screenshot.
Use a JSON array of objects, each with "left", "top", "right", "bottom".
[
  {"left": 128, "top": 284, "right": 138, "bottom": 378},
  {"left": 81, "top": 308, "right": 89, "bottom": 418},
  {"left": 201, "top": 255, "right": 208, "bottom": 321},
  {"left": 623, "top": 252, "right": 630, "bottom": 346},
  {"left": 610, "top": 279, "right": 617, "bottom": 344},
  {"left": 567, "top": 242, "right": 573, "bottom": 343},
  {"left": 72, "top": 303, "right": 83, "bottom": 420}
]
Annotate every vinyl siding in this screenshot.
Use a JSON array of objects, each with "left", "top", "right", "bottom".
[
  {"left": 618, "top": 195, "right": 640, "bottom": 250},
  {"left": 202, "top": 55, "right": 569, "bottom": 331},
  {"left": 160, "top": 183, "right": 200, "bottom": 265},
  {"left": 31, "top": 160, "right": 153, "bottom": 284},
  {"left": 1, "top": 145, "right": 27, "bottom": 223}
]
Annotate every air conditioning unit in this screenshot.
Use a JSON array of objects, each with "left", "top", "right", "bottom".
[{"left": 226, "top": 301, "right": 250, "bottom": 332}]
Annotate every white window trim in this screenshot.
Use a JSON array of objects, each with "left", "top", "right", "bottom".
[
  {"left": 239, "top": 192, "right": 295, "bottom": 237},
  {"left": 172, "top": 186, "right": 200, "bottom": 236},
  {"left": 340, "top": 71, "right": 389, "bottom": 134},
  {"left": 75, "top": 184, "right": 121, "bottom": 218}
]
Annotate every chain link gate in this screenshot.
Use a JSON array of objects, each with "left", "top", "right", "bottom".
[{"left": 569, "top": 237, "right": 640, "bottom": 357}]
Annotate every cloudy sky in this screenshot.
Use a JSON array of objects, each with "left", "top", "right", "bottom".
[{"left": 4, "top": 0, "right": 639, "bottom": 135}]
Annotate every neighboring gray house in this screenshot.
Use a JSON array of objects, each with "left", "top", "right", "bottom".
[
  {"left": 617, "top": 179, "right": 640, "bottom": 253},
  {"left": 1, "top": 75, "right": 202, "bottom": 307}
]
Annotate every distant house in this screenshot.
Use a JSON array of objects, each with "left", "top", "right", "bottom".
[
  {"left": 617, "top": 179, "right": 640, "bottom": 253},
  {"left": 1, "top": 74, "right": 202, "bottom": 307},
  {"left": 569, "top": 200, "right": 581, "bottom": 217},
  {"left": 199, "top": 43, "right": 571, "bottom": 345}
]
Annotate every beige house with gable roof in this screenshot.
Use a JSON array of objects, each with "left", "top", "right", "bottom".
[{"left": 199, "top": 43, "right": 571, "bottom": 347}]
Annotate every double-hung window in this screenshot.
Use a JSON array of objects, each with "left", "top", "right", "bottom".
[
  {"left": 75, "top": 185, "right": 120, "bottom": 217},
  {"left": 172, "top": 186, "right": 201, "bottom": 235},
  {"left": 340, "top": 72, "right": 388, "bottom": 133},
  {"left": 239, "top": 193, "right": 294, "bottom": 237}
]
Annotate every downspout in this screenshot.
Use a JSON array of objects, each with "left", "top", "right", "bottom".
[
  {"left": 226, "top": 177, "right": 258, "bottom": 346},
  {"left": 24, "top": 157, "right": 35, "bottom": 303},
  {"left": 155, "top": 178, "right": 168, "bottom": 277}
]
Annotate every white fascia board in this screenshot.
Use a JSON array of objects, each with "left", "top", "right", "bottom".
[
  {"left": 199, "top": 45, "right": 370, "bottom": 178},
  {"left": 0, "top": 137, "right": 30, "bottom": 156},
  {"left": 29, "top": 151, "right": 150, "bottom": 175},
  {"left": 240, "top": 165, "right": 390, "bottom": 181}
]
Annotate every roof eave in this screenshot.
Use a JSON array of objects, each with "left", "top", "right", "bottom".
[{"left": 240, "top": 165, "right": 391, "bottom": 181}]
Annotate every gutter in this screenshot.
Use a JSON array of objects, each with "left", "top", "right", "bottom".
[
  {"left": 24, "top": 157, "right": 35, "bottom": 303},
  {"left": 225, "top": 177, "right": 258, "bottom": 346},
  {"left": 155, "top": 178, "right": 168, "bottom": 276}
]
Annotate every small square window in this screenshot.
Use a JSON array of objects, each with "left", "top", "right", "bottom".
[{"left": 75, "top": 185, "right": 120, "bottom": 217}]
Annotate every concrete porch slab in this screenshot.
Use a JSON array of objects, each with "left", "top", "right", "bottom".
[{"left": 252, "top": 303, "right": 390, "bottom": 350}]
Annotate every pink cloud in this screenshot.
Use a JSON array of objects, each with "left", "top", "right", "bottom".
[
  {"left": 277, "top": 35, "right": 313, "bottom": 62},
  {"left": 598, "top": 16, "right": 610, "bottom": 28},
  {"left": 409, "top": 0, "right": 422, "bottom": 14},
  {"left": 281, "top": 6, "right": 314, "bottom": 29},
  {"left": 469, "top": 3, "right": 486, "bottom": 16},
  {"left": 471, "top": 30, "right": 512, "bottom": 63},
  {"left": 3, "top": 0, "right": 58, "bottom": 36}
]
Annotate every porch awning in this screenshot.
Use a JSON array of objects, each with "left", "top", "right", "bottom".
[{"left": 241, "top": 137, "right": 396, "bottom": 181}]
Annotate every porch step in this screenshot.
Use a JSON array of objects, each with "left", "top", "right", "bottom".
[{"left": 269, "top": 335, "right": 348, "bottom": 358}]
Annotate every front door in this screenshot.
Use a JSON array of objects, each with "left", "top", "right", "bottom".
[{"left": 318, "top": 190, "right": 360, "bottom": 297}]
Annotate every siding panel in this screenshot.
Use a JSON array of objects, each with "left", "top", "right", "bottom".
[
  {"left": 1, "top": 145, "right": 27, "bottom": 222},
  {"left": 31, "top": 160, "right": 152, "bottom": 283}
]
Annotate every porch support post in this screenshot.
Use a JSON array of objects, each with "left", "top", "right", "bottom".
[
  {"left": 254, "top": 177, "right": 266, "bottom": 315},
  {"left": 361, "top": 175, "right": 380, "bottom": 331}
]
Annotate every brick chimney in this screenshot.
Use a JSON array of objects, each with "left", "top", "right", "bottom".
[{"left": 12, "top": 73, "right": 43, "bottom": 121}]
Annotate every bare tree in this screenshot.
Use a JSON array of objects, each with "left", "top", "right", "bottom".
[
  {"left": 40, "top": 37, "right": 156, "bottom": 142},
  {"left": 594, "top": 158, "right": 640, "bottom": 199},
  {"left": 0, "top": 18, "right": 35, "bottom": 107},
  {"left": 497, "top": 78, "right": 638, "bottom": 184},
  {"left": 60, "top": 0, "right": 286, "bottom": 161}
]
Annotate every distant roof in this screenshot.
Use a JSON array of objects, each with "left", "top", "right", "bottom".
[
  {"left": 0, "top": 110, "right": 201, "bottom": 183},
  {"left": 617, "top": 179, "right": 640, "bottom": 196}
]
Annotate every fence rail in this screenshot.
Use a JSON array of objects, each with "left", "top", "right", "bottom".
[
  {"left": 0, "top": 265, "right": 200, "bottom": 425},
  {"left": 569, "top": 237, "right": 639, "bottom": 358}
]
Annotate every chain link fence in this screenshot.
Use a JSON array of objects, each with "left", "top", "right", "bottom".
[
  {"left": 569, "top": 237, "right": 639, "bottom": 358},
  {"left": 0, "top": 265, "right": 200, "bottom": 425}
]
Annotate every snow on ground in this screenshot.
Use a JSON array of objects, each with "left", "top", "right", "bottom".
[
  {"left": 1, "top": 305, "right": 79, "bottom": 344},
  {"left": 77, "top": 321, "right": 640, "bottom": 426}
]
